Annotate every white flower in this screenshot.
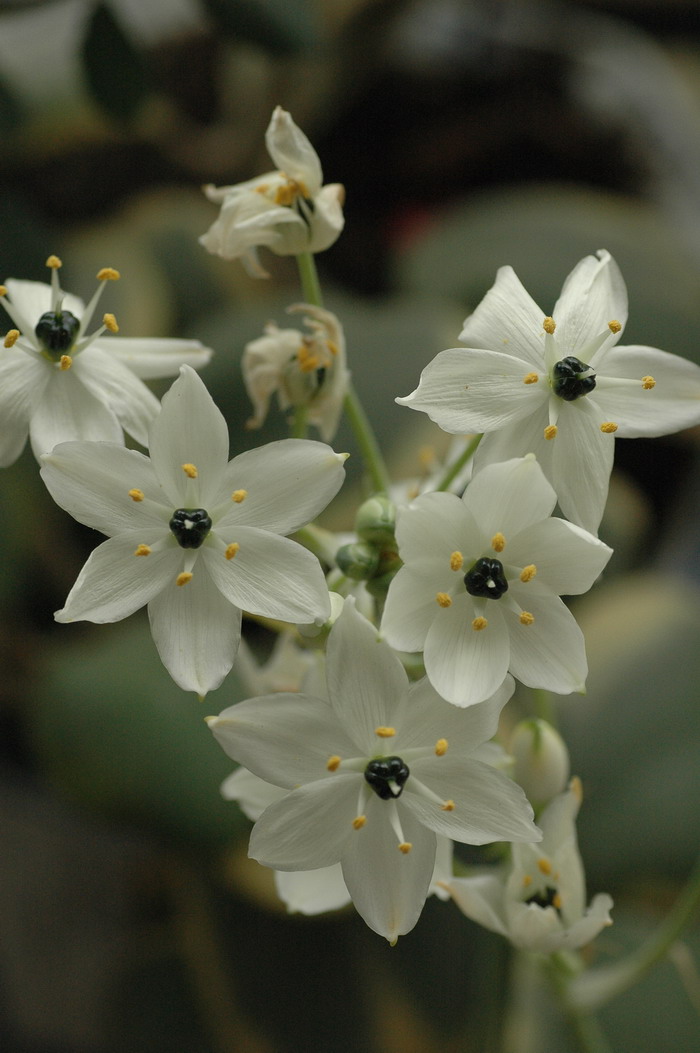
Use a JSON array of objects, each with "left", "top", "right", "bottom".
[
  {"left": 40, "top": 366, "right": 346, "bottom": 696},
  {"left": 444, "top": 780, "right": 613, "bottom": 953},
  {"left": 0, "top": 256, "right": 212, "bottom": 465},
  {"left": 397, "top": 250, "right": 700, "bottom": 533},
  {"left": 207, "top": 597, "right": 539, "bottom": 943},
  {"left": 381, "top": 456, "right": 612, "bottom": 708},
  {"left": 199, "top": 107, "right": 345, "bottom": 277},
  {"left": 243, "top": 303, "right": 349, "bottom": 441}
]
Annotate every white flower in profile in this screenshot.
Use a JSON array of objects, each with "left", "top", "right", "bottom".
[
  {"left": 40, "top": 366, "right": 346, "bottom": 696},
  {"left": 0, "top": 255, "right": 212, "bottom": 465},
  {"left": 200, "top": 107, "right": 345, "bottom": 277},
  {"left": 443, "top": 779, "right": 613, "bottom": 953},
  {"left": 397, "top": 250, "right": 700, "bottom": 533},
  {"left": 207, "top": 597, "right": 539, "bottom": 943},
  {"left": 381, "top": 456, "right": 613, "bottom": 708},
  {"left": 243, "top": 303, "right": 349, "bottom": 441}
]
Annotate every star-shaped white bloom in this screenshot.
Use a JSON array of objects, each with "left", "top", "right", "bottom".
[
  {"left": 444, "top": 780, "right": 613, "bottom": 953},
  {"left": 40, "top": 366, "right": 346, "bottom": 696},
  {"left": 199, "top": 107, "right": 345, "bottom": 277},
  {"left": 397, "top": 249, "right": 700, "bottom": 533},
  {"left": 207, "top": 598, "right": 539, "bottom": 943},
  {"left": 381, "top": 456, "right": 612, "bottom": 708},
  {"left": 0, "top": 256, "right": 212, "bottom": 465}
]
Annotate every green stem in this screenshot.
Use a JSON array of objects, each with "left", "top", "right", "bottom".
[
  {"left": 531, "top": 687, "right": 557, "bottom": 727},
  {"left": 435, "top": 433, "right": 482, "bottom": 491},
  {"left": 290, "top": 403, "right": 308, "bottom": 438},
  {"left": 296, "top": 249, "right": 324, "bottom": 306},
  {"left": 547, "top": 954, "right": 614, "bottom": 1053}
]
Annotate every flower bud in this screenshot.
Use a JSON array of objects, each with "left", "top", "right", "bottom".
[
  {"left": 336, "top": 541, "right": 380, "bottom": 581},
  {"left": 509, "top": 718, "right": 570, "bottom": 807},
  {"left": 355, "top": 493, "right": 396, "bottom": 547}
]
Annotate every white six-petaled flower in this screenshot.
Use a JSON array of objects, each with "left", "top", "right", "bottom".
[
  {"left": 207, "top": 597, "right": 540, "bottom": 943},
  {"left": 0, "top": 256, "right": 212, "bottom": 465},
  {"left": 199, "top": 106, "right": 345, "bottom": 277},
  {"left": 381, "top": 456, "right": 612, "bottom": 708},
  {"left": 40, "top": 366, "right": 346, "bottom": 696},
  {"left": 397, "top": 250, "right": 700, "bottom": 533}
]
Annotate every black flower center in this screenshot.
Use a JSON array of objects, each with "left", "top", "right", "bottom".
[
  {"left": 35, "top": 310, "right": 81, "bottom": 357},
  {"left": 169, "top": 508, "right": 212, "bottom": 549},
  {"left": 464, "top": 557, "right": 509, "bottom": 599},
  {"left": 364, "top": 756, "right": 410, "bottom": 800},
  {"left": 552, "top": 356, "right": 596, "bottom": 401},
  {"left": 525, "top": 886, "right": 561, "bottom": 913}
]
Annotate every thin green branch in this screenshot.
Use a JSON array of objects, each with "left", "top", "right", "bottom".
[{"left": 434, "top": 433, "right": 482, "bottom": 492}]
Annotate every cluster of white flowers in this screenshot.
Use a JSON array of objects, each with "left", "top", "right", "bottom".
[{"left": 9, "top": 107, "right": 700, "bottom": 956}]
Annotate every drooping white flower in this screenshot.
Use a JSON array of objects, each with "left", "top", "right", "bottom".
[
  {"left": 207, "top": 597, "right": 539, "bottom": 943},
  {"left": 397, "top": 250, "right": 700, "bottom": 533},
  {"left": 199, "top": 107, "right": 344, "bottom": 277},
  {"left": 444, "top": 780, "right": 613, "bottom": 953},
  {"left": 40, "top": 366, "right": 346, "bottom": 696},
  {"left": 381, "top": 456, "right": 612, "bottom": 708},
  {"left": 0, "top": 256, "right": 212, "bottom": 465},
  {"left": 243, "top": 303, "right": 349, "bottom": 441}
]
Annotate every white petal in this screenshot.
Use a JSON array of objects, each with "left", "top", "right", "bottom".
[
  {"left": 397, "top": 675, "right": 514, "bottom": 752},
  {"left": 424, "top": 593, "right": 511, "bottom": 707},
  {"left": 445, "top": 872, "right": 509, "bottom": 936},
  {"left": 220, "top": 767, "right": 285, "bottom": 819},
  {"left": 474, "top": 403, "right": 553, "bottom": 476},
  {"left": 101, "top": 336, "right": 213, "bottom": 379},
  {"left": 4, "top": 278, "right": 84, "bottom": 332},
  {"left": 73, "top": 346, "right": 160, "bottom": 447},
  {"left": 275, "top": 865, "right": 351, "bottom": 915},
  {"left": 504, "top": 595, "right": 588, "bottom": 695},
  {"left": 553, "top": 250, "right": 628, "bottom": 355},
  {"left": 551, "top": 399, "right": 615, "bottom": 533},
  {"left": 595, "top": 345, "right": 700, "bottom": 436},
  {"left": 29, "top": 369, "right": 123, "bottom": 459},
  {"left": 0, "top": 350, "right": 47, "bottom": 465},
  {"left": 306, "top": 183, "right": 345, "bottom": 253},
  {"left": 395, "top": 490, "right": 481, "bottom": 566},
  {"left": 381, "top": 565, "right": 448, "bottom": 653},
  {"left": 506, "top": 518, "right": 612, "bottom": 596},
  {"left": 265, "top": 106, "right": 323, "bottom": 192},
  {"left": 397, "top": 348, "right": 543, "bottom": 433},
  {"left": 458, "top": 266, "right": 546, "bottom": 367},
  {"left": 148, "top": 564, "right": 242, "bottom": 694},
  {"left": 203, "top": 527, "right": 330, "bottom": 623},
  {"left": 465, "top": 456, "right": 556, "bottom": 538}
]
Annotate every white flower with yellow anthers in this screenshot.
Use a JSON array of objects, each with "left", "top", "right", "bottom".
[
  {"left": 199, "top": 107, "right": 345, "bottom": 277},
  {"left": 380, "top": 456, "right": 613, "bottom": 708},
  {"left": 207, "top": 598, "right": 539, "bottom": 943},
  {"left": 40, "top": 366, "right": 346, "bottom": 696},
  {"left": 0, "top": 255, "right": 212, "bottom": 465},
  {"left": 242, "top": 303, "right": 349, "bottom": 441},
  {"left": 396, "top": 249, "right": 700, "bottom": 533},
  {"left": 443, "top": 780, "right": 613, "bottom": 953}
]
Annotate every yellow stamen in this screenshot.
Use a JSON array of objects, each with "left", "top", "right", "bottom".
[
  {"left": 176, "top": 572, "right": 193, "bottom": 587},
  {"left": 45, "top": 255, "right": 62, "bottom": 269},
  {"left": 608, "top": 319, "right": 622, "bottom": 334},
  {"left": 326, "top": 755, "right": 341, "bottom": 771},
  {"left": 538, "top": 858, "right": 552, "bottom": 876},
  {"left": 600, "top": 421, "right": 618, "bottom": 433},
  {"left": 435, "top": 738, "right": 448, "bottom": 756},
  {"left": 255, "top": 183, "right": 269, "bottom": 194},
  {"left": 472, "top": 616, "right": 488, "bottom": 631},
  {"left": 522, "top": 874, "right": 533, "bottom": 887},
  {"left": 0, "top": 285, "right": 7, "bottom": 297},
  {"left": 128, "top": 488, "right": 144, "bottom": 502},
  {"left": 297, "top": 346, "right": 319, "bottom": 372},
  {"left": 544, "top": 424, "right": 558, "bottom": 440},
  {"left": 352, "top": 815, "right": 366, "bottom": 830},
  {"left": 375, "top": 726, "right": 396, "bottom": 738},
  {"left": 441, "top": 800, "right": 455, "bottom": 812},
  {"left": 231, "top": 489, "right": 248, "bottom": 503},
  {"left": 326, "top": 339, "right": 339, "bottom": 356},
  {"left": 520, "top": 564, "right": 537, "bottom": 582},
  {"left": 59, "top": 355, "right": 72, "bottom": 370},
  {"left": 274, "top": 182, "right": 296, "bottom": 206},
  {"left": 134, "top": 544, "right": 151, "bottom": 556},
  {"left": 450, "top": 550, "right": 464, "bottom": 571},
  {"left": 570, "top": 774, "right": 583, "bottom": 803},
  {"left": 552, "top": 892, "right": 563, "bottom": 910},
  {"left": 519, "top": 611, "right": 535, "bottom": 626},
  {"left": 4, "top": 329, "right": 20, "bottom": 348},
  {"left": 96, "top": 267, "right": 120, "bottom": 281},
  {"left": 491, "top": 532, "right": 505, "bottom": 552},
  {"left": 103, "top": 312, "right": 119, "bottom": 333},
  {"left": 225, "top": 543, "right": 240, "bottom": 560},
  {"left": 642, "top": 375, "right": 656, "bottom": 389},
  {"left": 398, "top": 842, "right": 412, "bottom": 854},
  {"left": 436, "top": 592, "right": 452, "bottom": 608},
  {"left": 182, "top": 463, "right": 198, "bottom": 478},
  {"left": 543, "top": 316, "right": 556, "bottom": 334},
  {"left": 523, "top": 372, "right": 539, "bottom": 384},
  {"left": 419, "top": 445, "right": 435, "bottom": 468}
]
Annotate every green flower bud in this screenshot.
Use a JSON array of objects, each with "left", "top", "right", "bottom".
[
  {"left": 336, "top": 541, "right": 380, "bottom": 581},
  {"left": 510, "top": 719, "right": 570, "bottom": 807},
  {"left": 355, "top": 493, "right": 396, "bottom": 547}
]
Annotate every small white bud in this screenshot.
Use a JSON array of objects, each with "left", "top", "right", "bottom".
[{"left": 509, "top": 718, "right": 570, "bottom": 807}]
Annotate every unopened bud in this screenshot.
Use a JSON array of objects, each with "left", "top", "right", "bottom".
[
  {"left": 336, "top": 541, "right": 380, "bottom": 581},
  {"left": 355, "top": 493, "right": 396, "bottom": 547},
  {"left": 510, "top": 719, "right": 570, "bottom": 807}
]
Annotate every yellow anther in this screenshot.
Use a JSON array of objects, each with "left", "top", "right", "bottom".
[
  {"left": 45, "top": 255, "right": 62, "bottom": 269},
  {"left": 255, "top": 183, "right": 269, "bottom": 194},
  {"left": 642, "top": 375, "right": 656, "bottom": 389},
  {"left": 375, "top": 726, "right": 396, "bottom": 738},
  {"left": 538, "top": 857, "right": 553, "bottom": 876},
  {"left": 600, "top": 421, "right": 618, "bottom": 434},
  {"left": 134, "top": 544, "right": 151, "bottom": 556},
  {"left": 128, "top": 488, "right": 144, "bottom": 502},
  {"left": 326, "top": 339, "right": 339, "bottom": 356},
  {"left": 520, "top": 564, "right": 537, "bottom": 582},
  {"left": 436, "top": 592, "right": 452, "bottom": 608},
  {"left": 435, "top": 738, "right": 448, "bottom": 756},
  {"left": 176, "top": 572, "right": 193, "bottom": 587},
  {"left": 441, "top": 799, "right": 455, "bottom": 812},
  {"left": 326, "top": 755, "right": 341, "bottom": 771},
  {"left": 103, "top": 312, "right": 119, "bottom": 333},
  {"left": 225, "top": 543, "right": 240, "bottom": 560},
  {"left": 523, "top": 372, "right": 539, "bottom": 384},
  {"left": 182, "top": 463, "right": 198, "bottom": 478},
  {"left": 543, "top": 316, "right": 556, "bottom": 334},
  {"left": 59, "top": 355, "right": 72, "bottom": 370},
  {"left": 274, "top": 181, "right": 297, "bottom": 207},
  {"left": 491, "top": 532, "right": 506, "bottom": 552},
  {"left": 352, "top": 815, "right": 366, "bottom": 830},
  {"left": 4, "top": 329, "right": 20, "bottom": 348},
  {"left": 419, "top": 445, "right": 435, "bottom": 468},
  {"left": 231, "top": 489, "right": 248, "bottom": 503},
  {"left": 522, "top": 874, "right": 533, "bottom": 887},
  {"left": 96, "top": 267, "right": 120, "bottom": 281},
  {"left": 472, "top": 616, "right": 488, "bottom": 631},
  {"left": 608, "top": 319, "right": 622, "bottom": 334},
  {"left": 519, "top": 611, "right": 535, "bottom": 626},
  {"left": 552, "top": 892, "right": 563, "bottom": 910},
  {"left": 450, "top": 550, "right": 464, "bottom": 571},
  {"left": 570, "top": 774, "right": 583, "bottom": 803},
  {"left": 297, "top": 346, "right": 319, "bottom": 373},
  {"left": 0, "top": 285, "right": 7, "bottom": 297},
  {"left": 398, "top": 842, "right": 412, "bottom": 854},
  {"left": 544, "top": 425, "right": 558, "bottom": 440}
]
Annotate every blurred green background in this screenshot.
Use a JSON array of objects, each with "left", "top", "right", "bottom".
[{"left": 1, "top": 1, "right": 700, "bottom": 1050}]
